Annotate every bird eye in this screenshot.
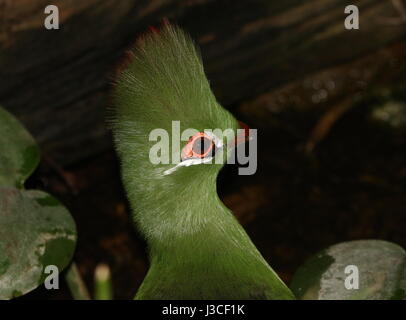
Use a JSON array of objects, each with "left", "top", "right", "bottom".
[
  {"left": 181, "top": 132, "right": 215, "bottom": 160},
  {"left": 192, "top": 137, "right": 214, "bottom": 157}
]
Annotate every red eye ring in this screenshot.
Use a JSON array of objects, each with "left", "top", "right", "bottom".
[{"left": 182, "top": 132, "right": 214, "bottom": 160}]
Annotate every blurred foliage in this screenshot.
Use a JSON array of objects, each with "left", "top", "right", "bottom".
[
  {"left": 0, "top": 106, "right": 77, "bottom": 299},
  {"left": 290, "top": 240, "right": 406, "bottom": 300}
]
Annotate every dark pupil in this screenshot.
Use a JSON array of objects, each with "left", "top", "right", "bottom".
[{"left": 193, "top": 137, "right": 212, "bottom": 155}]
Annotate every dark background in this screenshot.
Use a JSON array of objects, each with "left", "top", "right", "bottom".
[{"left": 1, "top": 0, "right": 405, "bottom": 299}]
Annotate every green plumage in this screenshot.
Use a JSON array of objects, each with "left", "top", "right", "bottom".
[{"left": 111, "top": 24, "right": 294, "bottom": 299}]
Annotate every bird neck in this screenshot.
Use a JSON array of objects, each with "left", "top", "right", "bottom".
[
  {"left": 132, "top": 170, "right": 238, "bottom": 248},
  {"left": 129, "top": 170, "right": 293, "bottom": 299},
  {"left": 127, "top": 167, "right": 264, "bottom": 258}
]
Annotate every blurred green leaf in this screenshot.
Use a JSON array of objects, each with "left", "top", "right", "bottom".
[
  {"left": 0, "top": 106, "right": 40, "bottom": 188},
  {"left": 0, "top": 187, "right": 77, "bottom": 299},
  {"left": 290, "top": 240, "right": 406, "bottom": 300}
]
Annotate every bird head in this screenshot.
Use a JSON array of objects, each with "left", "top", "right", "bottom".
[{"left": 111, "top": 24, "right": 250, "bottom": 193}]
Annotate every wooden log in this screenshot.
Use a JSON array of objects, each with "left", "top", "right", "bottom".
[{"left": 0, "top": 0, "right": 405, "bottom": 164}]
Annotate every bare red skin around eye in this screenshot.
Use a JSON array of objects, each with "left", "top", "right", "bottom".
[
  {"left": 182, "top": 122, "right": 250, "bottom": 160},
  {"left": 234, "top": 121, "right": 251, "bottom": 146},
  {"left": 182, "top": 132, "right": 214, "bottom": 160}
]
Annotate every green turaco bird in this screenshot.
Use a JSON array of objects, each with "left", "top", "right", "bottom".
[{"left": 111, "top": 23, "right": 294, "bottom": 300}]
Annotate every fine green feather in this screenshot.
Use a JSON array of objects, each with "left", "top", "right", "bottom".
[{"left": 110, "top": 23, "right": 294, "bottom": 300}]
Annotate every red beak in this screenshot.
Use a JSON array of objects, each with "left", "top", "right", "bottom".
[{"left": 234, "top": 121, "right": 251, "bottom": 146}]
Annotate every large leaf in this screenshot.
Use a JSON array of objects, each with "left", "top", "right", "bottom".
[
  {"left": 0, "top": 106, "right": 77, "bottom": 299},
  {"left": 0, "top": 106, "right": 40, "bottom": 188},
  {"left": 290, "top": 240, "right": 406, "bottom": 300},
  {"left": 0, "top": 187, "right": 77, "bottom": 299}
]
